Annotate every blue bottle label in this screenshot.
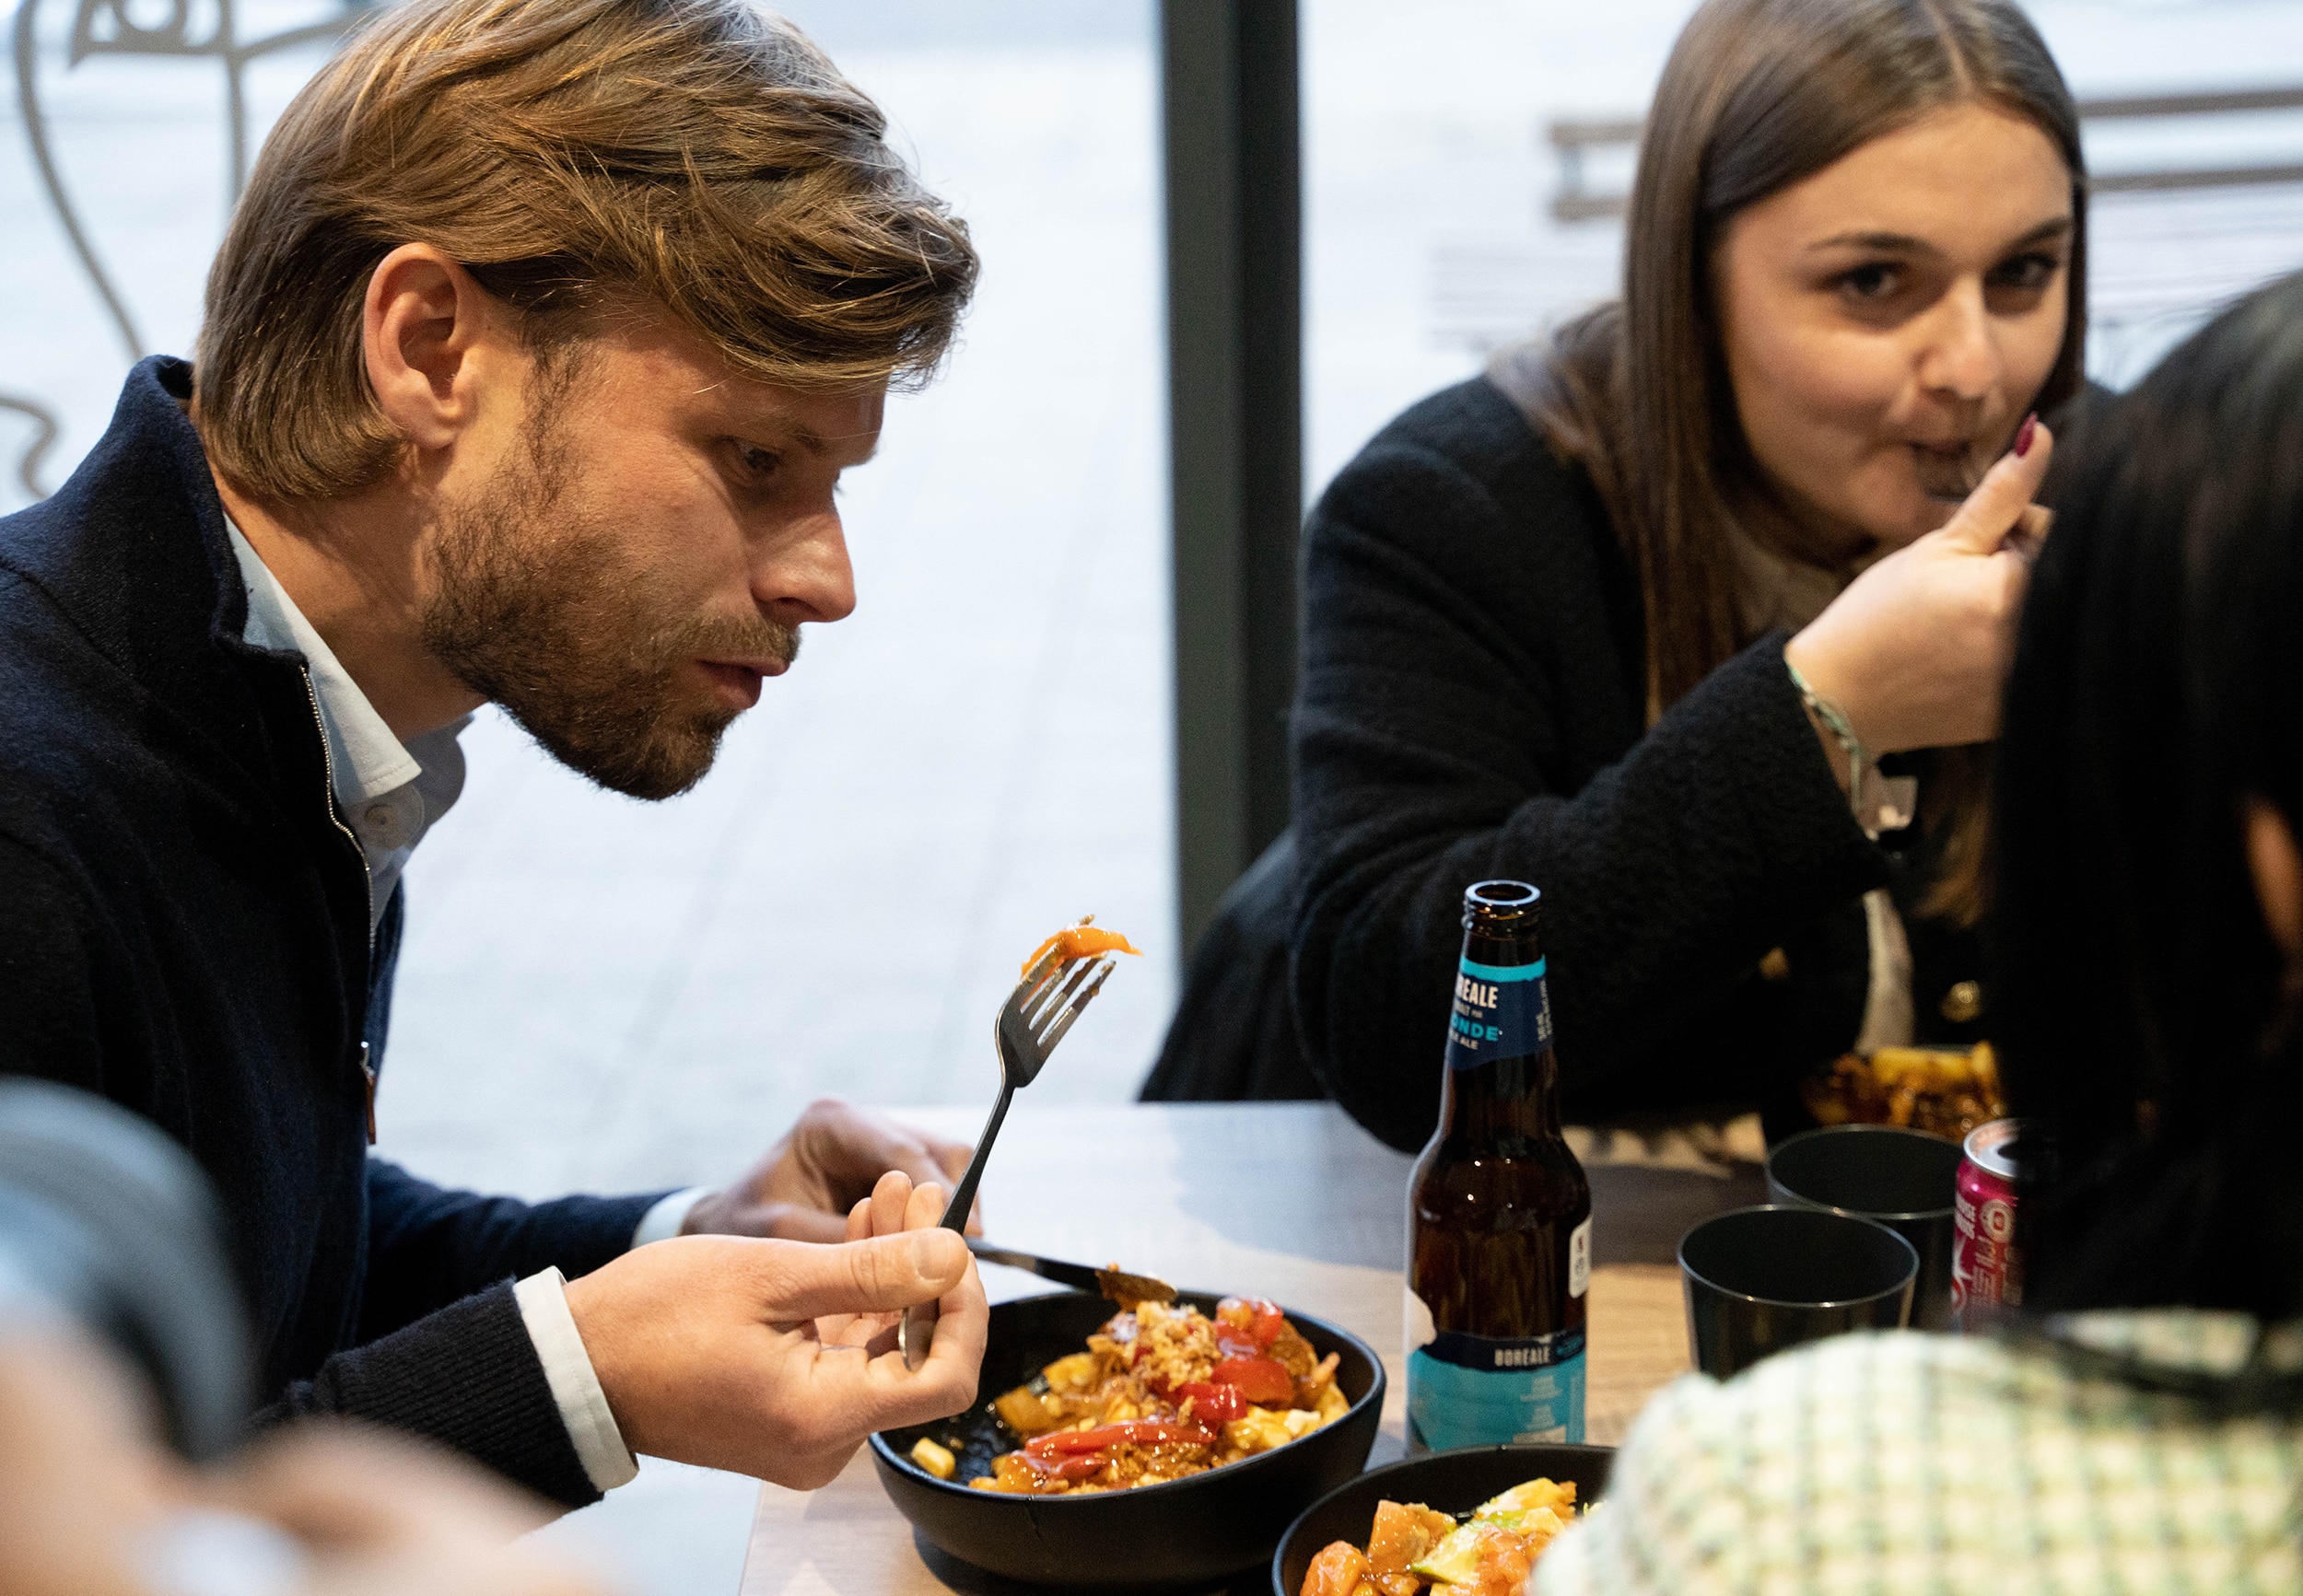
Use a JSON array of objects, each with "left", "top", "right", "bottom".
[
  {"left": 1445, "top": 955, "right": 1552, "bottom": 1070},
  {"left": 1406, "top": 1288, "right": 1586, "bottom": 1447}
]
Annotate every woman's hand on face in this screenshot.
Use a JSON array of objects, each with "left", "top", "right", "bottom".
[{"left": 1785, "top": 419, "right": 2053, "bottom": 754}]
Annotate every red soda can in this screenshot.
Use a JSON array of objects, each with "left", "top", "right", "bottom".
[{"left": 1950, "top": 1119, "right": 2020, "bottom": 1332}]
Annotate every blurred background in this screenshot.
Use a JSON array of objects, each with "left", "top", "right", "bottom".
[{"left": 6, "top": 0, "right": 2303, "bottom": 1588}]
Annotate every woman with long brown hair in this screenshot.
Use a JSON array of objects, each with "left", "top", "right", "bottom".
[{"left": 1281, "top": 0, "right": 2083, "bottom": 1146}]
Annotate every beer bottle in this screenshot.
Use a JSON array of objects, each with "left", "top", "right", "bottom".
[{"left": 1406, "top": 880, "right": 1592, "bottom": 1450}]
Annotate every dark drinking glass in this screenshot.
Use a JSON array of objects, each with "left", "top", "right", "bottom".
[
  {"left": 1765, "top": 1124, "right": 1962, "bottom": 1330},
  {"left": 1407, "top": 881, "right": 1593, "bottom": 1449},
  {"left": 1678, "top": 1206, "right": 1917, "bottom": 1379}
]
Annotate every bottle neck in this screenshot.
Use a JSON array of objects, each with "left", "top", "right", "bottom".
[
  {"left": 1438, "top": 1046, "right": 1562, "bottom": 1147},
  {"left": 1439, "top": 921, "right": 1561, "bottom": 1148}
]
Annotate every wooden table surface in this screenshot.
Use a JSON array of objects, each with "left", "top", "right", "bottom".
[{"left": 740, "top": 1102, "right": 1763, "bottom": 1596}]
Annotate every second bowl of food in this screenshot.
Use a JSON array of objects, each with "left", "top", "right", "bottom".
[
  {"left": 1273, "top": 1442, "right": 1615, "bottom": 1596},
  {"left": 872, "top": 1288, "right": 1385, "bottom": 1587}
]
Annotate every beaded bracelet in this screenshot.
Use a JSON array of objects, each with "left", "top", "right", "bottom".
[{"left": 1785, "top": 659, "right": 1917, "bottom": 837}]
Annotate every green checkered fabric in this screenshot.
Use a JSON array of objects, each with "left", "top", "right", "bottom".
[{"left": 1537, "top": 1312, "right": 2303, "bottom": 1594}]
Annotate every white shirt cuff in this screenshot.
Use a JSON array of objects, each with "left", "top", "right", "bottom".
[
  {"left": 512, "top": 1268, "right": 638, "bottom": 1494},
  {"left": 632, "top": 1186, "right": 712, "bottom": 1248}
]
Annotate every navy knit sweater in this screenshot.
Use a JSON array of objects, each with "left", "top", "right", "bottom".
[
  {"left": 1291, "top": 378, "right": 1987, "bottom": 1151},
  {"left": 0, "top": 360, "right": 661, "bottom": 1506}
]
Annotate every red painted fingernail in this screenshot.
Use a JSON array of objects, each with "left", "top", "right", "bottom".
[{"left": 2014, "top": 412, "right": 2039, "bottom": 458}]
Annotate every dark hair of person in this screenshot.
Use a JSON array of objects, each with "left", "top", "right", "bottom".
[
  {"left": 1993, "top": 268, "right": 2303, "bottom": 1334},
  {"left": 1521, "top": 0, "right": 2087, "bottom": 925}
]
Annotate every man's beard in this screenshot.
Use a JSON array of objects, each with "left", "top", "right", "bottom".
[{"left": 419, "top": 414, "right": 798, "bottom": 801}]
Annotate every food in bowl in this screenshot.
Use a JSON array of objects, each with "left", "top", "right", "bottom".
[
  {"left": 972, "top": 1296, "right": 1350, "bottom": 1494},
  {"left": 1803, "top": 1042, "right": 2003, "bottom": 1141},
  {"left": 877, "top": 1292, "right": 1385, "bottom": 1587},
  {"left": 1299, "top": 1478, "right": 1584, "bottom": 1596}
]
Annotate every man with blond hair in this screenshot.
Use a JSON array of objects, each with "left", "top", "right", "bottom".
[{"left": 0, "top": 0, "right": 991, "bottom": 1507}]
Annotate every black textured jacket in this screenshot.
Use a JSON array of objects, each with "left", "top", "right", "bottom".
[
  {"left": 0, "top": 360, "right": 661, "bottom": 1505},
  {"left": 1290, "top": 377, "right": 1985, "bottom": 1151}
]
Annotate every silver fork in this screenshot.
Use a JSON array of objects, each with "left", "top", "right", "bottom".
[{"left": 898, "top": 949, "right": 1117, "bottom": 1370}]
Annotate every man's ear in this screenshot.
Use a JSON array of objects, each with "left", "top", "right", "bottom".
[{"left": 362, "top": 244, "right": 504, "bottom": 454}]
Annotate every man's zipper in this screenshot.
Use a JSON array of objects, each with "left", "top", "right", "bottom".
[{"left": 298, "top": 666, "right": 379, "bottom": 1145}]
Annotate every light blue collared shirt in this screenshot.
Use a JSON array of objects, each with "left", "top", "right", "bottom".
[{"left": 225, "top": 522, "right": 467, "bottom": 935}]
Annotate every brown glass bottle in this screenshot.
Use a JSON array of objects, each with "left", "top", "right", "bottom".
[{"left": 1406, "top": 880, "right": 1592, "bottom": 1449}]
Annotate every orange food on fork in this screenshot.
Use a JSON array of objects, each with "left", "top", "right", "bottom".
[{"left": 1021, "top": 915, "right": 1142, "bottom": 975}]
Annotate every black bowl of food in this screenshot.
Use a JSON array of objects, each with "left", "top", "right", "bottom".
[
  {"left": 873, "top": 1289, "right": 1385, "bottom": 1587},
  {"left": 1272, "top": 1443, "right": 1614, "bottom": 1596}
]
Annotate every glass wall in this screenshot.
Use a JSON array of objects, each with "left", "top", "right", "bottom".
[
  {"left": 2, "top": 0, "right": 354, "bottom": 510},
  {"left": 1303, "top": 0, "right": 2303, "bottom": 495}
]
